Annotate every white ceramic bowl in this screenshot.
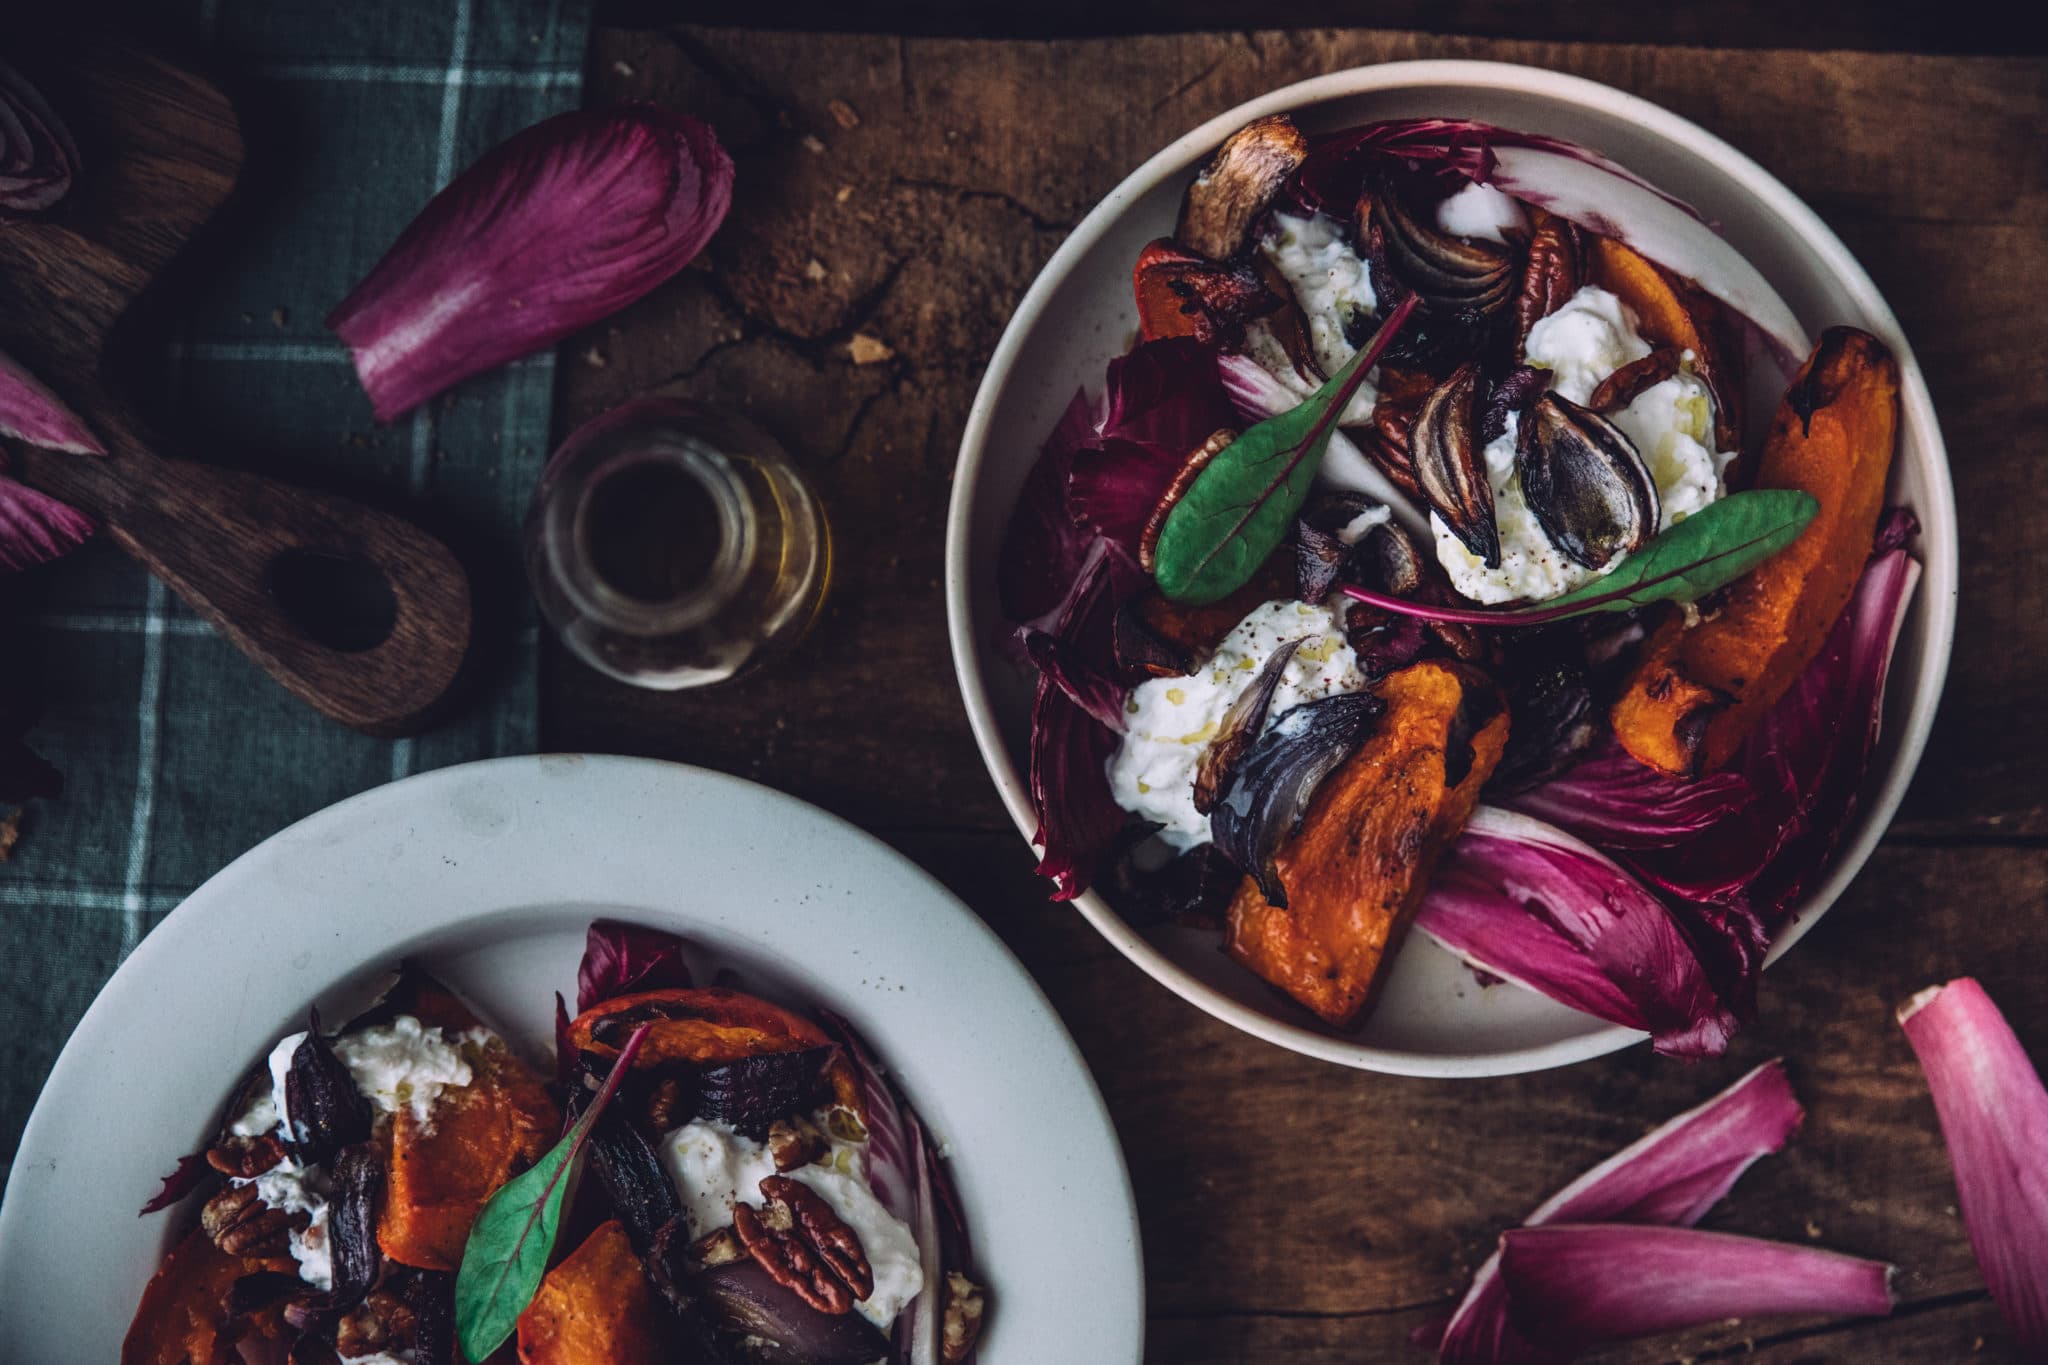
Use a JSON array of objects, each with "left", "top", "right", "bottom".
[{"left": 945, "top": 62, "right": 1956, "bottom": 1077}]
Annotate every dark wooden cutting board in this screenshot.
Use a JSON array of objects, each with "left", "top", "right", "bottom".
[{"left": 0, "top": 38, "right": 472, "bottom": 738}]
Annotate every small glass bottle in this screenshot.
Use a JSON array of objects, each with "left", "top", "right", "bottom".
[{"left": 526, "top": 399, "right": 831, "bottom": 689}]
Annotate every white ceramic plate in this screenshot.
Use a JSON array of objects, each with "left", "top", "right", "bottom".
[
  {"left": 0, "top": 756, "right": 1143, "bottom": 1363},
  {"left": 946, "top": 62, "right": 1957, "bottom": 1077}
]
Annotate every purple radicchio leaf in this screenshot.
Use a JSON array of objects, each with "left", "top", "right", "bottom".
[
  {"left": 137, "top": 1151, "right": 212, "bottom": 1217},
  {"left": 1496, "top": 1224, "right": 1893, "bottom": 1355},
  {"left": 1432, "top": 1059, "right": 1804, "bottom": 1362},
  {"left": 1096, "top": 335, "right": 1238, "bottom": 454},
  {"left": 1285, "top": 118, "right": 1808, "bottom": 371},
  {"left": 998, "top": 388, "right": 1102, "bottom": 627},
  {"left": 0, "top": 472, "right": 94, "bottom": 572},
  {"left": 1898, "top": 978, "right": 2048, "bottom": 1355},
  {"left": 1066, "top": 437, "right": 1184, "bottom": 551},
  {"left": 329, "top": 105, "right": 733, "bottom": 423},
  {"left": 0, "top": 60, "right": 80, "bottom": 220},
  {"left": 1501, "top": 735, "right": 1757, "bottom": 850},
  {"left": 0, "top": 348, "right": 105, "bottom": 455},
  {"left": 1625, "top": 545, "right": 1921, "bottom": 924},
  {"left": 576, "top": 918, "right": 695, "bottom": 1012},
  {"left": 1414, "top": 806, "right": 1741, "bottom": 1059}
]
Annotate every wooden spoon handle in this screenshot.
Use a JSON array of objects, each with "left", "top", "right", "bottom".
[{"left": 11, "top": 394, "right": 473, "bottom": 738}]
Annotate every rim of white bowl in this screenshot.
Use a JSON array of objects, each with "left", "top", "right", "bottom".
[{"left": 944, "top": 60, "right": 1958, "bottom": 1077}]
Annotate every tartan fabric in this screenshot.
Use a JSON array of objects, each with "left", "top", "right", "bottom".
[{"left": 0, "top": 0, "right": 590, "bottom": 1177}]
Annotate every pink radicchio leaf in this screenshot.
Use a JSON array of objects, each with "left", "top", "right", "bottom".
[
  {"left": 1096, "top": 336, "right": 1237, "bottom": 454},
  {"left": 1216, "top": 351, "right": 1428, "bottom": 536},
  {"left": 575, "top": 918, "right": 694, "bottom": 1012},
  {"left": 1415, "top": 806, "right": 1741, "bottom": 1059},
  {"left": 815, "top": 1011, "right": 915, "bottom": 1218},
  {"left": 0, "top": 473, "right": 94, "bottom": 572},
  {"left": 1898, "top": 978, "right": 2048, "bottom": 1354},
  {"left": 328, "top": 105, "right": 733, "bottom": 423},
  {"left": 1496, "top": 1224, "right": 1893, "bottom": 1356},
  {"left": 1291, "top": 119, "right": 1808, "bottom": 372},
  {"left": 0, "top": 348, "right": 106, "bottom": 455},
  {"left": 999, "top": 388, "right": 1102, "bottom": 626},
  {"left": 1501, "top": 736, "right": 1757, "bottom": 851},
  {"left": 1628, "top": 546, "right": 1921, "bottom": 922},
  {"left": 1434, "top": 1059, "right": 1803, "bottom": 1362},
  {"left": 1066, "top": 437, "right": 1183, "bottom": 552},
  {"left": 0, "top": 60, "right": 81, "bottom": 220}
]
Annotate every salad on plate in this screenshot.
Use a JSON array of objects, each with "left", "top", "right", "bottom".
[{"left": 1000, "top": 113, "right": 1917, "bottom": 1056}]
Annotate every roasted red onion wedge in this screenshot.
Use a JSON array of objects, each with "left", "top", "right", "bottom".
[
  {"left": 698, "top": 1261, "right": 893, "bottom": 1363},
  {"left": 1410, "top": 363, "right": 1499, "bottom": 567},
  {"left": 1191, "top": 638, "right": 1302, "bottom": 815},
  {"left": 1516, "top": 393, "right": 1659, "bottom": 571},
  {"left": 695, "top": 1047, "right": 836, "bottom": 1137},
  {"left": 1210, "top": 692, "right": 1386, "bottom": 906}
]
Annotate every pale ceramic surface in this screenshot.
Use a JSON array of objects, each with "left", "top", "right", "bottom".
[
  {"left": 946, "top": 62, "right": 1957, "bottom": 1077},
  {"left": 0, "top": 756, "right": 1143, "bottom": 1363}
]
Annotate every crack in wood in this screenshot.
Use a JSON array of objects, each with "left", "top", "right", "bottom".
[{"left": 889, "top": 176, "right": 1076, "bottom": 233}]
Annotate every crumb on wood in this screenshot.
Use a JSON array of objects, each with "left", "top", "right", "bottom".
[
  {"left": 1805, "top": 1219, "right": 1823, "bottom": 1239},
  {"left": 827, "top": 98, "right": 860, "bottom": 129},
  {"left": 804, "top": 258, "right": 828, "bottom": 283},
  {"left": 801, "top": 133, "right": 826, "bottom": 154},
  {"left": 835, "top": 184, "right": 854, "bottom": 203},
  {"left": 612, "top": 59, "right": 635, "bottom": 77},
  {"left": 847, "top": 334, "right": 893, "bottom": 365},
  {"left": 584, "top": 347, "right": 608, "bottom": 368}
]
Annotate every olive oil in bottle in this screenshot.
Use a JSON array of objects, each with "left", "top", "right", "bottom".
[{"left": 526, "top": 399, "right": 830, "bottom": 689}]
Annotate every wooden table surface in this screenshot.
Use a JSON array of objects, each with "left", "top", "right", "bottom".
[{"left": 546, "top": 23, "right": 2047, "bottom": 1363}]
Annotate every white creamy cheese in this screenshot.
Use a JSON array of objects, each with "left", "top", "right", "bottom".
[
  {"left": 1434, "top": 180, "right": 1528, "bottom": 244},
  {"left": 1107, "top": 600, "right": 1369, "bottom": 849},
  {"left": 1433, "top": 285, "right": 1735, "bottom": 604},
  {"left": 1253, "top": 211, "right": 1381, "bottom": 424},
  {"left": 658, "top": 1115, "right": 926, "bottom": 1331},
  {"left": 233, "top": 1014, "right": 482, "bottom": 1290}
]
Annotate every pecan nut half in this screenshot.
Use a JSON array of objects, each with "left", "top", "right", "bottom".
[
  {"left": 1513, "top": 211, "right": 1583, "bottom": 353},
  {"left": 943, "top": 1271, "right": 989, "bottom": 1364},
  {"left": 201, "top": 1181, "right": 305, "bottom": 1259},
  {"left": 733, "top": 1176, "right": 875, "bottom": 1315},
  {"left": 767, "top": 1115, "right": 829, "bottom": 1172},
  {"left": 207, "top": 1133, "right": 288, "bottom": 1180}
]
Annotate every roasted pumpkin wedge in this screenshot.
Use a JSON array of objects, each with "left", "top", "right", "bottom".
[
  {"left": 516, "top": 1219, "right": 675, "bottom": 1364},
  {"left": 121, "top": 1225, "right": 261, "bottom": 1365},
  {"left": 566, "top": 986, "right": 863, "bottom": 1117},
  {"left": 1589, "top": 236, "right": 1743, "bottom": 453},
  {"left": 1225, "top": 660, "right": 1509, "bottom": 1026},
  {"left": 1612, "top": 327, "right": 1899, "bottom": 778}
]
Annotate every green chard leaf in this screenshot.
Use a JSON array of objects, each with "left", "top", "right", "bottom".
[
  {"left": 1338, "top": 489, "right": 1821, "bottom": 627},
  {"left": 1152, "top": 295, "right": 1418, "bottom": 604},
  {"left": 454, "top": 1021, "right": 654, "bottom": 1360}
]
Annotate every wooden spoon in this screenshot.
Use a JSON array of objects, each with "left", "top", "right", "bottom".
[{"left": 1, "top": 40, "right": 472, "bottom": 738}]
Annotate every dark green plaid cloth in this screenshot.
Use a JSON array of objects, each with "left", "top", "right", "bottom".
[{"left": 0, "top": 0, "right": 591, "bottom": 1177}]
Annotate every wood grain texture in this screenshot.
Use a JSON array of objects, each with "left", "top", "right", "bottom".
[
  {"left": 547, "top": 25, "right": 2048, "bottom": 1362},
  {"left": 0, "top": 39, "right": 471, "bottom": 738}
]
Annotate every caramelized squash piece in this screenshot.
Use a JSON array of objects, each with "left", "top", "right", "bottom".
[
  {"left": 1612, "top": 327, "right": 1899, "bottom": 777},
  {"left": 1589, "top": 236, "right": 1742, "bottom": 452},
  {"left": 567, "top": 986, "right": 862, "bottom": 1117},
  {"left": 1226, "top": 661, "right": 1509, "bottom": 1026},
  {"left": 121, "top": 1225, "right": 255, "bottom": 1365},
  {"left": 379, "top": 983, "right": 560, "bottom": 1272},
  {"left": 517, "top": 1220, "right": 674, "bottom": 1364}
]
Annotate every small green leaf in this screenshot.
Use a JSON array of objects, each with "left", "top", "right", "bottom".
[
  {"left": 1337, "top": 489, "right": 1821, "bottom": 627},
  {"left": 454, "top": 1022, "right": 653, "bottom": 1360},
  {"left": 1153, "top": 296, "right": 1418, "bottom": 604}
]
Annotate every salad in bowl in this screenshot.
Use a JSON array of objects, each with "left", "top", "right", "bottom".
[
  {"left": 124, "top": 921, "right": 985, "bottom": 1365},
  {"left": 993, "top": 108, "right": 1924, "bottom": 1059}
]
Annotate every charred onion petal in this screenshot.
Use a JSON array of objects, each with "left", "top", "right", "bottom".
[
  {"left": 1133, "top": 239, "right": 1280, "bottom": 346},
  {"left": 227, "top": 1270, "right": 305, "bottom": 1319},
  {"left": 1518, "top": 393, "right": 1660, "bottom": 570},
  {"left": 1295, "top": 521, "right": 1347, "bottom": 605},
  {"left": 1344, "top": 603, "right": 1430, "bottom": 681},
  {"left": 1356, "top": 519, "right": 1426, "bottom": 596},
  {"left": 291, "top": 1143, "right": 383, "bottom": 1329},
  {"left": 1589, "top": 347, "right": 1683, "bottom": 413},
  {"left": 1137, "top": 428, "right": 1236, "bottom": 572},
  {"left": 1366, "top": 176, "right": 1515, "bottom": 307},
  {"left": 1112, "top": 601, "right": 1195, "bottom": 679},
  {"left": 587, "top": 1102, "right": 686, "bottom": 1252},
  {"left": 1443, "top": 664, "right": 1509, "bottom": 789},
  {"left": 1212, "top": 692, "right": 1387, "bottom": 906},
  {"left": 289, "top": 1336, "right": 344, "bottom": 1365},
  {"left": 1490, "top": 659, "right": 1599, "bottom": 793},
  {"left": 1300, "top": 489, "right": 1381, "bottom": 535},
  {"left": 1193, "top": 638, "right": 1303, "bottom": 815},
  {"left": 284, "top": 1010, "right": 372, "bottom": 1162},
  {"left": 1411, "top": 362, "right": 1500, "bottom": 566},
  {"left": 1178, "top": 114, "right": 1309, "bottom": 261},
  {"left": 697, "top": 1259, "right": 892, "bottom": 1364},
  {"left": 1482, "top": 364, "right": 1549, "bottom": 445},
  {"left": 696, "top": 1047, "right": 834, "bottom": 1137}
]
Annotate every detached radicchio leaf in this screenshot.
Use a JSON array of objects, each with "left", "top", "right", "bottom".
[
  {"left": 285, "top": 1010, "right": 373, "bottom": 1163},
  {"left": 1898, "top": 978, "right": 2048, "bottom": 1355},
  {"left": 1415, "top": 806, "right": 1741, "bottom": 1059},
  {"left": 577, "top": 919, "right": 694, "bottom": 1013},
  {"left": 0, "top": 348, "right": 105, "bottom": 455},
  {"left": 1432, "top": 1059, "right": 1804, "bottom": 1363},
  {"left": 695, "top": 1046, "right": 833, "bottom": 1137},
  {"left": 1496, "top": 1225, "right": 1893, "bottom": 1354},
  {"left": 138, "top": 1152, "right": 212, "bottom": 1217},
  {"left": 0, "top": 60, "right": 80, "bottom": 219},
  {"left": 0, "top": 472, "right": 94, "bottom": 572},
  {"left": 328, "top": 105, "right": 733, "bottom": 423}
]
